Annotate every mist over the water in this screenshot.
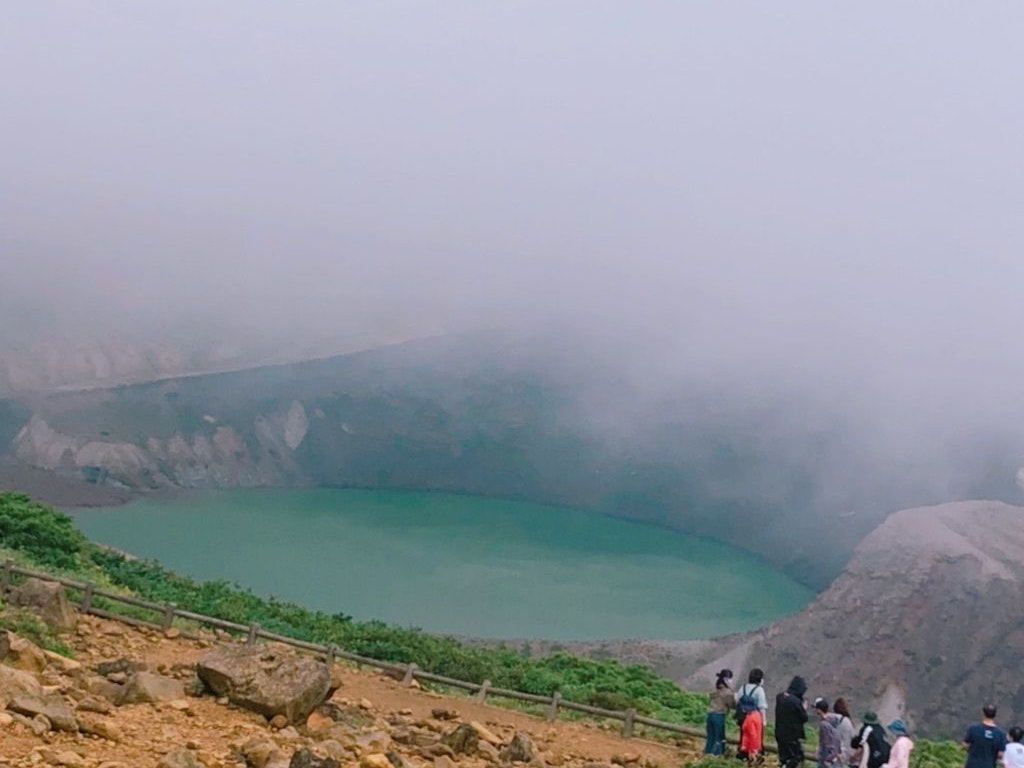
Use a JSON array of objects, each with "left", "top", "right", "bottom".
[{"left": 4, "top": 3, "right": 1024, "bottom": 509}]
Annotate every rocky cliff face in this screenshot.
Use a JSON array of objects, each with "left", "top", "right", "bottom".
[{"left": 675, "top": 500, "right": 1024, "bottom": 737}]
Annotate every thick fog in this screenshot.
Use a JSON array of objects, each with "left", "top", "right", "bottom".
[{"left": 3, "top": 3, "right": 1024, "bottom": 488}]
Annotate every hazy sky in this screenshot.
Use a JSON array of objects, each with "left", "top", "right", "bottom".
[{"left": 3, "top": 3, "right": 1024, "bottom": 425}]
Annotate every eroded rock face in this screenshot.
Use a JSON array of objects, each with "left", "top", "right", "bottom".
[
  {"left": 0, "top": 665, "right": 43, "bottom": 706},
  {"left": 6, "top": 578, "right": 78, "bottom": 631},
  {"left": 197, "top": 644, "right": 330, "bottom": 724}
]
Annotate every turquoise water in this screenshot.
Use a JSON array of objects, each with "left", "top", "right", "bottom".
[{"left": 73, "top": 488, "right": 813, "bottom": 640}]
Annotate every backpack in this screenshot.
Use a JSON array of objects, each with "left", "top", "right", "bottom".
[
  {"left": 864, "top": 726, "right": 890, "bottom": 768},
  {"left": 734, "top": 684, "right": 762, "bottom": 724}
]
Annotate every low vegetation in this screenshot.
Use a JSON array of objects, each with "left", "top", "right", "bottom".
[{"left": 0, "top": 492, "right": 966, "bottom": 768}]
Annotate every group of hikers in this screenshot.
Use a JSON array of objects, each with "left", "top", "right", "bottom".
[{"left": 703, "top": 669, "right": 1024, "bottom": 768}]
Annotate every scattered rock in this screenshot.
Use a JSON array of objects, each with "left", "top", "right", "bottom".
[
  {"left": 240, "top": 737, "right": 286, "bottom": 768},
  {"left": 269, "top": 715, "right": 289, "bottom": 730},
  {"left": 8, "top": 694, "right": 79, "bottom": 732},
  {"left": 29, "top": 713, "right": 51, "bottom": 735},
  {"left": 157, "top": 748, "right": 205, "bottom": 768},
  {"left": 0, "top": 664, "right": 43, "bottom": 705},
  {"left": 41, "top": 650, "right": 81, "bottom": 674},
  {"left": 361, "top": 754, "right": 392, "bottom": 768},
  {"left": 442, "top": 723, "right": 478, "bottom": 755},
  {"left": 165, "top": 628, "right": 182, "bottom": 639},
  {"left": 611, "top": 754, "right": 641, "bottom": 766},
  {"left": 118, "top": 671, "right": 185, "bottom": 705},
  {"left": 501, "top": 733, "right": 536, "bottom": 764},
  {"left": 96, "top": 658, "right": 146, "bottom": 678},
  {"left": 0, "top": 631, "right": 47, "bottom": 673},
  {"left": 38, "top": 749, "right": 87, "bottom": 768},
  {"left": 82, "top": 676, "right": 123, "bottom": 705},
  {"left": 469, "top": 722, "right": 502, "bottom": 746},
  {"left": 431, "top": 709, "right": 459, "bottom": 721},
  {"left": 288, "top": 748, "right": 340, "bottom": 768},
  {"left": 432, "top": 756, "right": 456, "bottom": 768},
  {"left": 305, "top": 710, "right": 335, "bottom": 734},
  {"left": 197, "top": 645, "right": 330, "bottom": 724},
  {"left": 477, "top": 742, "right": 500, "bottom": 763},
  {"left": 77, "top": 713, "right": 123, "bottom": 742},
  {"left": 6, "top": 579, "right": 77, "bottom": 631}
]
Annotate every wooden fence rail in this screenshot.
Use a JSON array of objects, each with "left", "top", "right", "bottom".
[{"left": 2, "top": 561, "right": 752, "bottom": 749}]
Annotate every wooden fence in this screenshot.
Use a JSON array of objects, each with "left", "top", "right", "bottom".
[{"left": 2, "top": 561, "right": 748, "bottom": 748}]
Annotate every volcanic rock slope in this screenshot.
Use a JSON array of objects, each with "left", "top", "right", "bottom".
[
  {"left": 681, "top": 500, "right": 1024, "bottom": 737},
  {"left": 0, "top": 611, "right": 700, "bottom": 768}
]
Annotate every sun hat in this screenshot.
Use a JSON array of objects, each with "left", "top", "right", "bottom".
[
  {"left": 889, "top": 719, "right": 908, "bottom": 736},
  {"left": 862, "top": 711, "right": 880, "bottom": 724}
]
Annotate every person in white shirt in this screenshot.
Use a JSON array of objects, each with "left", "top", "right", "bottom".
[{"left": 1004, "top": 726, "right": 1024, "bottom": 768}]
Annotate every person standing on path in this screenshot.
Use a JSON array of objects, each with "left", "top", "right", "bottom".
[
  {"left": 886, "top": 720, "right": 915, "bottom": 768},
  {"left": 705, "top": 669, "right": 736, "bottom": 755},
  {"left": 852, "top": 711, "right": 890, "bottom": 768},
  {"left": 1003, "top": 726, "right": 1024, "bottom": 768},
  {"left": 775, "top": 676, "right": 809, "bottom": 768},
  {"left": 813, "top": 698, "right": 844, "bottom": 768},
  {"left": 963, "top": 705, "right": 1008, "bottom": 768},
  {"left": 737, "top": 668, "right": 768, "bottom": 764},
  {"left": 832, "top": 698, "right": 857, "bottom": 768}
]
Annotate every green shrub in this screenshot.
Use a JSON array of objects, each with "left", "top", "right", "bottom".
[{"left": 0, "top": 494, "right": 87, "bottom": 569}]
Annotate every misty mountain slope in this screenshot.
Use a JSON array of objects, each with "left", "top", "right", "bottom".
[
  {"left": 2, "top": 335, "right": 1021, "bottom": 588},
  {"left": 675, "top": 500, "right": 1024, "bottom": 737}
]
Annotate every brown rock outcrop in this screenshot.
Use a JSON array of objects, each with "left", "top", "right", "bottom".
[{"left": 197, "top": 644, "right": 330, "bottom": 724}]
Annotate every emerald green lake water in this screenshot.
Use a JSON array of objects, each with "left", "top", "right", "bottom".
[{"left": 73, "top": 488, "right": 813, "bottom": 640}]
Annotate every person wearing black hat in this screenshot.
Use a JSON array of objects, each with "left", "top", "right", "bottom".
[
  {"left": 705, "top": 669, "right": 735, "bottom": 755},
  {"left": 776, "top": 676, "right": 809, "bottom": 768}
]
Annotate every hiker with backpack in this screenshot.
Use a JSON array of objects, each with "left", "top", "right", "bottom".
[
  {"left": 851, "top": 711, "right": 891, "bottom": 768},
  {"left": 705, "top": 669, "right": 736, "bottom": 755},
  {"left": 813, "top": 698, "right": 844, "bottom": 768},
  {"left": 776, "top": 676, "right": 809, "bottom": 768},
  {"left": 736, "top": 668, "right": 768, "bottom": 764}
]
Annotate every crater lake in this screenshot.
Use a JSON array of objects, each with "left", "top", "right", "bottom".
[{"left": 73, "top": 488, "right": 813, "bottom": 640}]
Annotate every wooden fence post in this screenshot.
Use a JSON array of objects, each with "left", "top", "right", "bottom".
[
  {"left": 162, "top": 603, "right": 177, "bottom": 631},
  {"left": 325, "top": 644, "right": 337, "bottom": 668},
  {"left": 546, "top": 692, "right": 562, "bottom": 722},
  {"left": 474, "top": 679, "right": 491, "bottom": 704},
  {"left": 402, "top": 663, "right": 419, "bottom": 687},
  {"left": 81, "top": 582, "right": 95, "bottom": 613},
  {"left": 247, "top": 622, "right": 261, "bottom": 646},
  {"left": 1, "top": 560, "right": 12, "bottom": 593},
  {"left": 618, "top": 708, "right": 634, "bottom": 741}
]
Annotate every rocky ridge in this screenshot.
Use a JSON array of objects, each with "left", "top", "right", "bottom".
[
  {"left": 656, "top": 500, "right": 1024, "bottom": 737},
  {"left": 0, "top": 580, "right": 699, "bottom": 768}
]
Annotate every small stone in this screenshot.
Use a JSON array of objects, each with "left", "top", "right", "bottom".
[
  {"left": 469, "top": 722, "right": 502, "bottom": 746},
  {"left": 165, "top": 628, "right": 182, "bottom": 639},
  {"left": 477, "top": 742, "right": 500, "bottom": 763},
  {"left": 269, "top": 714, "right": 289, "bottom": 730},
  {"left": 431, "top": 709, "right": 459, "bottom": 721},
  {"left": 358, "top": 699, "right": 373, "bottom": 711},
  {"left": 611, "top": 754, "right": 641, "bottom": 766},
  {"left": 217, "top": 697, "right": 230, "bottom": 706},
  {"left": 169, "top": 699, "right": 192, "bottom": 711},
  {"left": 157, "top": 748, "right": 204, "bottom": 768},
  {"left": 432, "top": 758, "right": 456, "bottom": 768},
  {"left": 501, "top": 733, "right": 536, "bottom": 764},
  {"left": 361, "top": 755, "right": 392, "bottom": 768}
]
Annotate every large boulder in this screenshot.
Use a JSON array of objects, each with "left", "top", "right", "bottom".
[
  {"left": 0, "top": 664, "right": 43, "bottom": 706},
  {"left": 8, "top": 693, "right": 79, "bottom": 732},
  {"left": 117, "top": 671, "right": 185, "bottom": 705},
  {"left": 6, "top": 578, "right": 78, "bottom": 631},
  {"left": 197, "top": 644, "right": 330, "bottom": 723},
  {"left": 0, "top": 631, "right": 47, "bottom": 673}
]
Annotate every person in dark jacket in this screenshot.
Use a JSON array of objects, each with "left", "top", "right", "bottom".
[
  {"left": 852, "top": 711, "right": 891, "bottom": 768},
  {"left": 776, "top": 676, "right": 809, "bottom": 768}
]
